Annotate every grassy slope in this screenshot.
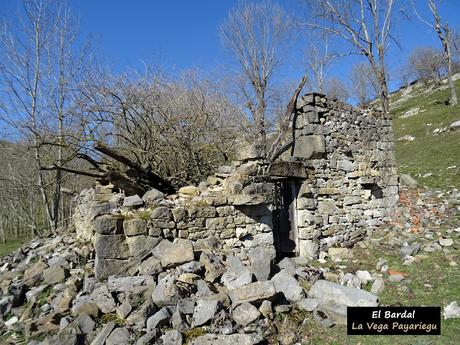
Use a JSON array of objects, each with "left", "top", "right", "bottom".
[{"left": 392, "top": 80, "right": 460, "bottom": 191}]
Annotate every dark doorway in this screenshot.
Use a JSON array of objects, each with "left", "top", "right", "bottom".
[{"left": 273, "top": 179, "right": 300, "bottom": 258}]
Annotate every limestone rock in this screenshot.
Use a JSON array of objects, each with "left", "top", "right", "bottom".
[
  {"left": 444, "top": 301, "right": 460, "bottom": 319},
  {"left": 232, "top": 302, "right": 260, "bottom": 326},
  {"left": 142, "top": 188, "right": 164, "bottom": 205},
  {"left": 90, "top": 321, "right": 115, "bottom": 345},
  {"left": 152, "top": 273, "right": 179, "bottom": 306},
  {"left": 190, "top": 334, "right": 262, "bottom": 345},
  {"left": 228, "top": 281, "right": 276, "bottom": 306},
  {"left": 90, "top": 285, "right": 116, "bottom": 313},
  {"left": 106, "top": 327, "right": 131, "bottom": 345},
  {"left": 192, "top": 299, "right": 219, "bottom": 327},
  {"left": 178, "top": 186, "right": 200, "bottom": 198},
  {"left": 221, "top": 256, "right": 252, "bottom": 290},
  {"left": 152, "top": 239, "right": 194, "bottom": 268},
  {"left": 43, "top": 266, "right": 67, "bottom": 284},
  {"left": 248, "top": 246, "right": 275, "bottom": 281},
  {"left": 308, "top": 280, "right": 378, "bottom": 307},
  {"left": 161, "top": 330, "right": 182, "bottom": 345},
  {"left": 123, "top": 219, "right": 147, "bottom": 236},
  {"left": 94, "top": 215, "right": 124, "bottom": 235},
  {"left": 146, "top": 307, "right": 172, "bottom": 331},
  {"left": 271, "top": 270, "right": 305, "bottom": 303},
  {"left": 122, "top": 195, "right": 144, "bottom": 208}
]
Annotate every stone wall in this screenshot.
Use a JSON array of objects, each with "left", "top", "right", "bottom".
[
  {"left": 72, "top": 93, "right": 398, "bottom": 280},
  {"left": 290, "top": 93, "right": 398, "bottom": 258}
]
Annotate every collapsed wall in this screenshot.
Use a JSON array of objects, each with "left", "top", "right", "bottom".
[
  {"left": 72, "top": 93, "right": 398, "bottom": 280},
  {"left": 287, "top": 93, "right": 399, "bottom": 257}
]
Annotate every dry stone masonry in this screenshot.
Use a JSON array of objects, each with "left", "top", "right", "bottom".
[{"left": 73, "top": 93, "right": 399, "bottom": 280}]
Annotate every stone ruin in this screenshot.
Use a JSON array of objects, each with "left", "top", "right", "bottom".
[{"left": 72, "top": 93, "right": 399, "bottom": 280}]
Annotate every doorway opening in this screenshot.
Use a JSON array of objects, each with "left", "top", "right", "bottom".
[{"left": 273, "top": 179, "right": 301, "bottom": 258}]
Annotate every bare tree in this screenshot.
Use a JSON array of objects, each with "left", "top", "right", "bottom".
[
  {"left": 412, "top": 0, "right": 457, "bottom": 105},
  {"left": 304, "top": 34, "right": 337, "bottom": 94},
  {"left": 324, "top": 77, "right": 349, "bottom": 102},
  {"left": 304, "top": 0, "right": 397, "bottom": 114},
  {"left": 0, "top": 0, "right": 90, "bottom": 233},
  {"left": 219, "top": 1, "right": 293, "bottom": 154},
  {"left": 408, "top": 46, "right": 445, "bottom": 85},
  {"left": 350, "top": 62, "right": 378, "bottom": 105}
]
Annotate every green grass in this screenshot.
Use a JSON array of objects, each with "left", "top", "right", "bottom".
[
  {"left": 392, "top": 79, "right": 460, "bottom": 191},
  {"left": 0, "top": 236, "right": 31, "bottom": 258},
  {"left": 284, "top": 228, "right": 460, "bottom": 345}
]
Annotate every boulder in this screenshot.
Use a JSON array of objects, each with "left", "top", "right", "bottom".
[
  {"left": 308, "top": 280, "right": 378, "bottom": 307},
  {"left": 232, "top": 302, "right": 260, "bottom": 326},
  {"left": 161, "top": 330, "right": 182, "bottom": 345},
  {"left": 152, "top": 273, "right": 179, "bottom": 306},
  {"left": 271, "top": 270, "right": 305, "bottom": 303},
  {"left": 93, "top": 234, "right": 130, "bottom": 259},
  {"left": 444, "top": 301, "right": 460, "bottom": 319},
  {"left": 106, "top": 327, "right": 131, "bottom": 345},
  {"left": 152, "top": 239, "right": 194, "bottom": 268},
  {"left": 146, "top": 307, "right": 172, "bottom": 331},
  {"left": 142, "top": 188, "right": 164, "bottom": 205},
  {"left": 200, "top": 252, "right": 226, "bottom": 283},
  {"left": 90, "top": 321, "right": 115, "bottom": 345},
  {"left": 138, "top": 256, "right": 163, "bottom": 275},
  {"left": 126, "top": 235, "right": 161, "bottom": 257},
  {"left": 43, "top": 266, "right": 67, "bottom": 284},
  {"left": 229, "top": 281, "right": 276, "bottom": 306},
  {"left": 192, "top": 299, "right": 219, "bottom": 327},
  {"left": 178, "top": 186, "right": 200, "bottom": 198},
  {"left": 122, "top": 195, "right": 144, "bottom": 208},
  {"left": 107, "top": 275, "right": 154, "bottom": 293},
  {"left": 248, "top": 246, "right": 275, "bottom": 281},
  {"left": 90, "top": 285, "right": 116, "bottom": 313},
  {"left": 400, "top": 174, "right": 418, "bottom": 188},
  {"left": 221, "top": 256, "right": 252, "bottom": 290}
]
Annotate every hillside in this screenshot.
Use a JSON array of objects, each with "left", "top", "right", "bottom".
[{"left": 391, "top": 76, "right": 460, "bottom": 191}]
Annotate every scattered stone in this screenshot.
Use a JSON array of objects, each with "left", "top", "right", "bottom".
[
  {"left": 259, "top": 300, "right": 273, "bottom": 319},
  {"left": 106, "top": 327, "right": 131, "bottom": 345},
  {"left": 221, "top": 256, "right": 252, "bottom": 290},
  {"left": 161, "top": 330, "right": 182, "bottom": 345},
  {"left": 90, "top": 321, "right": 115, "bottom": 345},
  {"left": 444, "top": 301, "right": 460, "bottom": 319},
  {"left": 328, "top": 247, "right": 351, "bottom": 261},
  {"left": 192, "top": 299, "right": 219, "bottom": 327},
  {"left": 152, "top": 239, "right": 194, "bottom": 268},
  {"left": 400, "top": 243, "right": 420, "bottom": 258},
  {"left": 371, "top": 278, "right": 385, "bottom": 295},
  {"left": 439, "top": 237, "right": 454, "bottom": 247},
  {"left": 271, "top": 270, "right": 305, "bottom": 303},
  {"left": 90, "top": 285, "right": 116, "bottom": 313},
  {"left": 228, "top": 281, "right": 276, "bottom": 306},
  {"left": 388, "top": 274, "right": 405, "bottom": 283},
  {"left": 233, "top": 302, "right": 260, "bottom": 326},
  {"left": 309, "top": 280, "right": 378, "bottom": 307},
  {"left": 297, "top": 298, "right": 319, "bottom": 312},
  {"left": 152, "top": 273, "right": 179, "bottom": 307},
  {"left": 248, "top": 246, "right": 275, "bottom": 281},
  {"left": 123, "top": 195, "right": 144, "bottom": 208},
  {"left": 400, "top": 174, "right": 418, "bottom": 188},
  {"left": 142, "top": 188, "right": 164, "bottom": 204},
  {"left": 190, "top": 334, "right": 262, "bottom": 345},
  {"left": 147, "top": 307, "right": 172, "bottom": 331},
  {"left": 355, "top": 270, "right": 373, "bottom": 285}
]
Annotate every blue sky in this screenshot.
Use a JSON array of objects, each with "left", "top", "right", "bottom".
[{"left": 1, "top": 0, "right": 460, "bottom": 92}]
